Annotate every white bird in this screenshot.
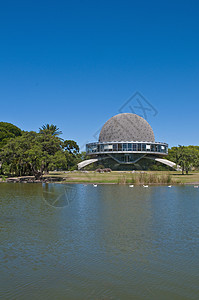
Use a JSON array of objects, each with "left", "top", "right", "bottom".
[
  {"left": 168, "top": 185, "right": 172, "bottom": 188},
  {"left": 194, "top": 186, "right": 198, "bottom": 188},
  {"left": 129, "top": 185, "right": 134, "bottom": 187},
  {"left": 143, "top": 185, "right": 149, "bottom": 188},
  {"left": 93, "top": 184, "right": 98, "bottom": 187}
]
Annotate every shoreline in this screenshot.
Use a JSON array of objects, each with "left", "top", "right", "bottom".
[
  {"left": 1, "top": 179, "right": 199, "bottom": 186},
  {"left": 1, "top": 171, "right": 199, "bottom": 186},
  {"left": 1, "top": 181, "right": 199, "bottom": 186}
]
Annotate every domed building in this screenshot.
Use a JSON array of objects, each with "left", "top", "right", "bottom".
[{"left": 78, "top": 113, "right": 178, "bottom": 170}]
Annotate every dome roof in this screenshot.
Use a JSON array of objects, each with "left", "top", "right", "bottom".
[{"left": 99, "top": 113, "right": 155, "bottom": 143}]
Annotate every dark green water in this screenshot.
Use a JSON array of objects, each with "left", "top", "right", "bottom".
[{"left": 0, "top": 183, "right": 199, "bottom": 300}]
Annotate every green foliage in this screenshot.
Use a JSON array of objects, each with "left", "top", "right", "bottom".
[
  {"left": 39, "top": 124, "right": 62, "bottom": 136},
  {"left": 63, "top": 140, "right": 80, "bottom": 170},
  {"left": 63, "top": 140, "right": 79, "bottom": 154},
  {"left": 49, "top": 151, "right": 67, "bottom": 171},
  {"left": 167, "top": 145, "right": 199, "bottom": 174},
  {"left": 0, "top": 123, "right": 80, "bottom": 177},
  {"left": 0, "top": 122, "right": 22, "bottom": 148},
  {"left": 0, "top": 122, "right": 22, "bottom": 136},
  {"left": 0, "top": 174, "right": 7, "bottom": 181}
]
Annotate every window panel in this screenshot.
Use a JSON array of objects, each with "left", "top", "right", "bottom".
[
  {"left": 133, "top": 144, "right": 137, "bottom": 151},
  {"left": 123, "top": 143, "right": 127, "bottom": 151},
  {"left": 128, "top": 143, "right": 132, "bottom": 151}
]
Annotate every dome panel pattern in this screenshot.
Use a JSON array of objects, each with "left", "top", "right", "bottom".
[{"left": 99, "top": 113, "right": 155, "bottom": 143}]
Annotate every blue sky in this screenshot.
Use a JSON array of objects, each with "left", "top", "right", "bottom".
[{"left": 0, "top": 0, "right": 199, "bottom": 149}]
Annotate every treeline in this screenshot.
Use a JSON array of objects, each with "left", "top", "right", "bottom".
[
  {"left": 167, "top": 145, "right": 199, "bottom": 174},
  {"left": 0, "top": 122, "right": 85, "bottom": 178},
  {"left": 1, "top": 122, "right": 199, "bottom": 177}
]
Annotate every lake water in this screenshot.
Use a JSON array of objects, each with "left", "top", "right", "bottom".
[{"left": 0, "top": 183, "right": 199, "bottom": 299}]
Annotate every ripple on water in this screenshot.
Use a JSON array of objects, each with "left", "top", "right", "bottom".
[{"left": 0, "top": 184, "right": 199, "bottom": 299}]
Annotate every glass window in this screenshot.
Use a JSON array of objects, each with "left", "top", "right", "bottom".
[
  {"left": 142, "top": 144, "right": 146, "bottom": 151},
  {"left": 87, "top": 144, "right": 96, "bottom": 153},
  {"left": 100, "top": 144, "right": 104, "bottom": 152},
  {"left": 118, "top": 143, "right": 122, "bottom": 151},
  {"left": 92, "top": 146, "right": 97, "bottom": 152},
  {"left": 123, "top": 143, "right": 127, "bottom": 151},
  {"left": 104, "top": 144, "right": 110, "bottom": 151},
  {"left": 133, "top": 144, "right": 137, "bottom": 151},
  {"left": 146, "top": 144, "right": 151, "bottom": 151},
  {"left": 161, "top": 145, "right": 165, "bottom": 153},
  {"left": 108, "top": 144, "right": 113, "bottom": 151},
  {"left": 128, "top": 143, "right": 132, "bottom": 151},
  {"left": 138, "top": 144, "right": 141, "bottom": 151},
  {"left": 113, "top": 144, "right": 117, "bottom": 151}
]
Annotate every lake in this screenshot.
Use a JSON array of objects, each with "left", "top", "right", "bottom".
[{"left": 0, "top": 183, "right": 199, "bottom": 299}]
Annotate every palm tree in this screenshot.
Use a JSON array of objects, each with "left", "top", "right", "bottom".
[{"left": 39, "top": 124, "right": 62, "bottom": 136}]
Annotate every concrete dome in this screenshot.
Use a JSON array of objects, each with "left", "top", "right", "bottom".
[{"left": 99, "top": 113, "right": 155, "bottom": 143}]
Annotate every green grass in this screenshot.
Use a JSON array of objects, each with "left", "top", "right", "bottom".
[{"left": 45, "top": 170, "right": 199, "bottom": 185}]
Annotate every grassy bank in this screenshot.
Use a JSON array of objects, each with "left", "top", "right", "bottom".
[{"left": 44, "top": 170, "right": 199, "bottom": 185}]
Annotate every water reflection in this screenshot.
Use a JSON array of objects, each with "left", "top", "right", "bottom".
[
  {"left": 0, "top": 183, "right": 199, "bottom": 299},
  {"left": 42, "top": 183, "right": 77, "bottom": 208}
]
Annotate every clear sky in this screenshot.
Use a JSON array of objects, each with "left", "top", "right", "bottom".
[{"left": 1, "top": 0, "right": 199, "bottom": 150}]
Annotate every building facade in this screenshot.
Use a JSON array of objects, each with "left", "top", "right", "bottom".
[{"left": 78, "top": 113, "right": 177, "bottom": 170}]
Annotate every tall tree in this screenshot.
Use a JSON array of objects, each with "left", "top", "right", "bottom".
[
  {"left": 167, "top": 145, "right": 199, "bottom": 174},
  {"left": 63, "top": 140, "right": 80, "bottom": 170},
  {"left": 0, "top": 131, "right": 67, "bottom": 178},
  {"left": 39, "top": 124, "right": 62, "bottom": 137},
  {"left": 63, "top": 140, "right": 79, "bottom": 154},
  {"left": 0, "top": 122, "right": 81, "bottom": 176},
  {"left": 0, "top": 122, "right": 22, "bottom": 148}
]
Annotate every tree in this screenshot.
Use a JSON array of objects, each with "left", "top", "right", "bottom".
[
  {"left": 76, "top": 151, "right": 88, "bottom": 162},
  {"left": 63, "top": 140, "right": 79, "bottom": 154},
  {"left": 0, "top": 121, "right": 81, "bottom": 176},
  {"left": 0, "top": 131, "right": 42, "bottom": 177},
  {"left": 39, "top": 124, "right": 62, "bottom": 137},
  {"left": 63, "top": 140, "right": 80, "bottom": 170},
  {"left": 38, "top": 133, "right": 65, "bottom": 174},
  {"left": 0, "top": 131, "right": 66, "bottom": 178},
  {"left": 167, "top": 145, "right": 199, "bottom": 175},
  {"left": 0, "top": 122, "right": 22, "bottom": 148},
  {"left": 49, "top": 151, "right": 67, "bottom": 171}
]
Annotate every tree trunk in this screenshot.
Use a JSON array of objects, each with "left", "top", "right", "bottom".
[
  {"left": 44, "top": 162, "right": 49, "bottom": 174},
  {"left": 34, "top": 171, "right": 43, "bottom": 180},
  {"left": 30, "top": 162, "right": 43, "bottom": 181},
  {"left": 0, "top": 162, "right": 2, "bottom": 175}
]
